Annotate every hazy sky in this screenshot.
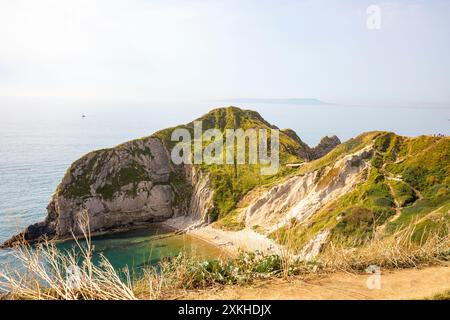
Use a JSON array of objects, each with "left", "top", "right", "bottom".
[{"left": 0, "top": 0, "right": 449, "bottom": 105}]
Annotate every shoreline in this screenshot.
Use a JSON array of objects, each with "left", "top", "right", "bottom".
[
  {"left": 0, "top": 222, "right": 176, "bottom": 249},
  {"left": 162, "top": 216, "right": 281, "bottom": 257},
  {"left": 0, "top": 218, "right": 241, "bottom": 262},
  {"left": 1, "top": 216, "right": 281, "bottom": 258}
]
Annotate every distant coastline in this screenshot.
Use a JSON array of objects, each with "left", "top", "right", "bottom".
[{"left": 217, "top": 98, "right": 332, "bottom": 105}]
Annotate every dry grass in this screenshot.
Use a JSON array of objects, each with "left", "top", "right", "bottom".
[
  {"left": 133, "top": 254, "right": 196, "bottom": 300},
  {"left": 0, "top": 212, "right": 136, "bottom": 300},
  {"left": 427, "top": 289, "right": 450, "bottom": 300},
  {"left": 277, "top": 227, "right": 297, "bottom": 280},
  {"left": 319, "top": 224, "right": 450, "bottom": 273},
  {"left": 0, "top": 212, "right": 448, "bottom": 300}
]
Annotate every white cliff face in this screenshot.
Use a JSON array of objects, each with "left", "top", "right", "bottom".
[
  {"left": 46, "top": 137, "right": 181, "bottom": 237},
  {"left": 188, "top": 167, "right": 214, "bottom": 222},
  {"left": 244, "top": 147, "right": 373, "bottom": 233},
  {"left": 162, "top": 166, "right": 216, "bottom": 231}
]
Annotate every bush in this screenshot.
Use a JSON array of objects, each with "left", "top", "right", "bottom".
[{"left": 402, "top": 166, "right": 428, "bottom": 190}]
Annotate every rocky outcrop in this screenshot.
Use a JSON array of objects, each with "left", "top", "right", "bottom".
[
  {"left": 311, "top": 135, "right": 341, "bottom": 159},
  {"left": 281, "top": 131, "right": 341, "bottom": 161},
  {"left": 2, "top": 137, "right": 187, "bottom": 246}
]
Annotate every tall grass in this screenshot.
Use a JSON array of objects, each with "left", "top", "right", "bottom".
[
  {"left": 0, "top": 212, "right": 448, "bottom": 300},
  {"left": 133, "top": 250, "right": 303, "bottom": 299},
  {"left": 0, "top": 212, "right": 136, "bottom": 300},
  {"left": 319, "top": 223, "right": 450, "bottom": 272}
]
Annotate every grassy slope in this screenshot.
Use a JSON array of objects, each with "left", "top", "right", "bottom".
[
  {"left": 382, "top": 134, "right": 450, "bottom": 241},
  {"left": 272, "top": 132, "right": 450, "bottom": 251},
  {"left": 153, "top": 106, "right": 310, "bottom": 222}
]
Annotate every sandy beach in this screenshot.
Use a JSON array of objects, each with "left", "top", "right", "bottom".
[{"left": 162, "top": 216, "right": 281, "bottom": 256}]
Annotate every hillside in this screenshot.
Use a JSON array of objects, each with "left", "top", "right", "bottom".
[
  {"left": 154, "top": 107, "right": 342, "bottom": 222},
  {"left": 212, "top": 131, "right": 449, "bottom": 260}
]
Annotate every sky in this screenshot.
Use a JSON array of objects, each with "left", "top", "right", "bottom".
[{"left": 0, "top": 0, "right": 450, "bottom": 106}]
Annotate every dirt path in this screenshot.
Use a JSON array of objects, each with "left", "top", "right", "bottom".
[
  {"left": 381, "top": 158, "right": 423, "bottom": 200},
  {"left": 180, "top": 265, "right": 450, "bottom": 300},
  {"left": 375, "top": 158, "right": 424, "bottom": 235}
]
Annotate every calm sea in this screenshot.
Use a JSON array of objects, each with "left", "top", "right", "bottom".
[{"left": 0, "top": 99, "right": 449, "bottom": 269}]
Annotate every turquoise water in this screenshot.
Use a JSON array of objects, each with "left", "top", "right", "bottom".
[
  {"left": 0, "top": 226, "right": 224, "bottom": 281},
  {"left": 0, "top": 100, "right": 449, "bottom": 271},
  {"left": 57, "top": 226, "right": 225, "bottom": 272}
]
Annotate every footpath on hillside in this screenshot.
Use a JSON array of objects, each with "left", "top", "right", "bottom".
[{"left": 179, "top": 264, "right": 450, "bottom": 300}]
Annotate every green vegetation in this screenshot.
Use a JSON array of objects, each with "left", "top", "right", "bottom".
[
  {"left": 144, "top": 251, "right": 294, "bottom": 290},
  {"left": 213, "top": 210, "right": 246, "bottom": 231},
  {"left": 388, "top": 180, "right": 417, "bottom": 206},
  {"left": 205, "top": 163, "right": 298, "bottom": 220},
  {"left": 409, "top": 203, "right": 450, "bottom": 244},
  {"left": 296, "top": 131, "right": 382, "bottom": 175},
  {"left": 153, "top": 106, "right": 309, "bottom": 220},
  {"left": 381, "top": 134, "right": 450, "bottom": 237}
]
